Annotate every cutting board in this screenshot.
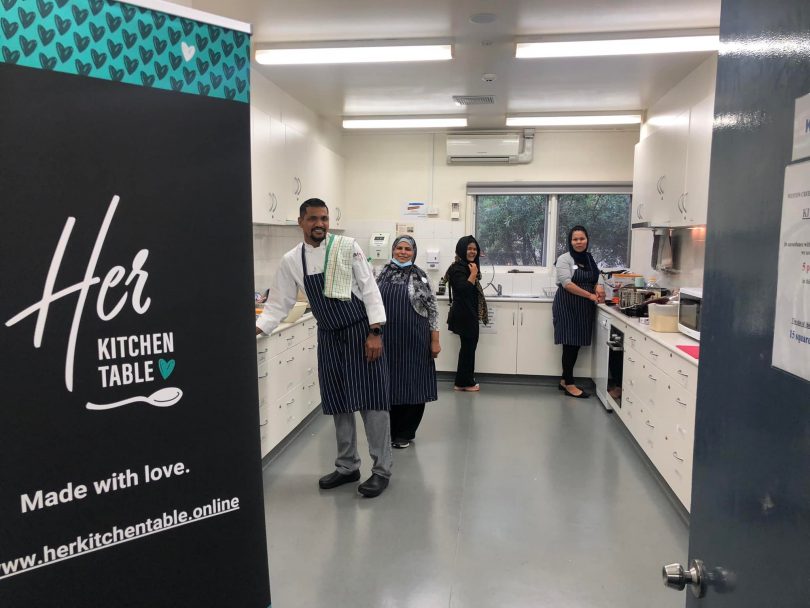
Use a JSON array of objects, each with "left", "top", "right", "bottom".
[{"left": 676, "top": 345, "right": 700, "bottom": 360}]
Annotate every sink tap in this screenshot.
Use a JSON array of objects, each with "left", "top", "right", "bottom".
[{"left": 496, "top": 284, "right": 503, "bottom": 296}]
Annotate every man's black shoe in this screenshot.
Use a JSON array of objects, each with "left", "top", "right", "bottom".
[
  {"left": 357, "top": 474, "right": 389, "bottom": 498},
  {"left": 318, "top": 470, "right": 361, "bottom": 489}
]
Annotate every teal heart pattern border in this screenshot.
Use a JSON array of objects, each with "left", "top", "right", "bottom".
[{"left": 0, "top": 0, "right": 250, "bottom": 103}]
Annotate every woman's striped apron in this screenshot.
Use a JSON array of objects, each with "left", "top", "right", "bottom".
[
  {"left": 552, "top": 264, "right": 599, "bottom": 346},
  {"left": 377, "top": 276, "right": 437, "bottom": 406},
  {"left": 301, "top": 244, "right": 390, "bottom": 415}
]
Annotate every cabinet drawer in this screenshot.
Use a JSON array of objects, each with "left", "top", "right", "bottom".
[
  {"left": 657, "top": 442, "right": 692, "bottom": 511},
  {"left": 660, "top": 354, "right": 698, "bottom": 392},
  {"left": 636, "top": 409, "right": 661, "bottom": 464},
  {"left": 641, "top": 338, "right": 669, "bottom": 371},
  {"left": 625, "top": 328, "right": 643, "bottom": 353},
  {"left": 623, "top": 351, "right": 645, "bottom": 394}
]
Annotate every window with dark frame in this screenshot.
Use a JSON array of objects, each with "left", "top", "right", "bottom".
[
  {"left": 555, "top": 194, "right": 632, "bottom": 268},
  {"left": 474, "top": 194, "right": 549, "bottom": 266},
  {"left": 473, "top": 192, "right": 632, "bottom": 269}
]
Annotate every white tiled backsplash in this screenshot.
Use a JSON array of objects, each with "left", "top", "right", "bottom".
[{"left": 253, "top": 219, "right": 559, "bottom": 297}]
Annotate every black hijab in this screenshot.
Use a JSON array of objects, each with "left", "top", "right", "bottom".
[
  {"left": 452, "top": 235, "right": 481, "bottom": 279},
  {"left": 567, "top": 225, "right": 597, "bottom": 271}
]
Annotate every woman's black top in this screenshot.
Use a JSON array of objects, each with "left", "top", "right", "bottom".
[{"left": 446, "top": 262, "right": 480, "bottom": 334}]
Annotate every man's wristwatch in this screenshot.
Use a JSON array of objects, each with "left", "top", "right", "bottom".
[{"left": 369, "top": 326, "right": 382, "bottom": 336}]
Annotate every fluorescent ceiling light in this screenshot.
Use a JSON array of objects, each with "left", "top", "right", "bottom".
[
  {"left": 343, "top": 118, "right": 468, "bottom": 129},
  {"left": 516, "top": 35, "right": 719, "bottom": 58},
  {"left": 506, "top": 115, "right": 642, "bottom": 127},
  {"left": 256, "top": 44, "right": 452, "bottom": 65}
]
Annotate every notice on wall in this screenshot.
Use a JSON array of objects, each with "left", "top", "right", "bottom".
[
  {"left": 772, "top": 160, "right": 810, "bottom": 381},
  {"left": 0, "top": 2, "right": 270, "bottom": 606},
  {"left": 402, "top": 201, "right": 427, "bottom": 217}
]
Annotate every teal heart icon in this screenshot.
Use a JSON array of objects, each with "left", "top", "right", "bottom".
[{"left": 159, "top": 358, "right": 176, "bottom": 380}]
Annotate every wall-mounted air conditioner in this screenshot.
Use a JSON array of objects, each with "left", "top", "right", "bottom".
[{"left": 446, "top": 130, "right": 534, "bottom": 165}]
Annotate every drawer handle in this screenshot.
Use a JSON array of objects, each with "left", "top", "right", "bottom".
[
  {"left": 648, "top": 374, "right": 658, "bottom": 382},
  {"left": 645, "top": 420, "right": 655, "bottom": 429},
  {"left": 308, "top": 345, "right": 316, "bottom": 350},
  {"left": 286, "top": 335, "right": 296, "bottom": 342},
  {"left": 259, "top": 419, "right": 269, "bottom": 427},
  {"left": 286, "top": 398, "right": 295, "bottom": 405},
  {"left": 677, "top": 370, "right": 689, "bottom": 377},
  {"left": 675, "top": 397, "right": 688, "bottom": 407},
  {"left": 626, "top": 396, "right": 633, "bottom": 404},
  {"left": 672, "top": 451, "right": 684, "bottom": 463},
  {"left": 627, "top": 356, "right": 635, "bottom": 363},
  {"left": 258, "top": 348, "right": 268, "bottom": 354},
  {"left": 649, "top": 350, "right": 658, "bottom": 357},
  {"left": 286, "top": 356, "right": 296, "bottom": 363},
  {"left": 308, "top": 381, "right": 316, "bottom": 388},
  {"left": 258, "top": 372, "right": 268, "bottom": 379},
  {"left": 629, "top": 336, "right": 636, "bottom": 343}
]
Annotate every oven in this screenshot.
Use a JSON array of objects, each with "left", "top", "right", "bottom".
[{"left": 595, "top": 311, "right": 624, "bottom": 411}]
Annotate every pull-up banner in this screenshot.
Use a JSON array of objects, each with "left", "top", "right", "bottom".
[{"left": 0, "top": 1, "right": 271, "bottom": 606}]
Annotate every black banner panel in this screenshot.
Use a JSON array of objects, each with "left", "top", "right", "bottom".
[{"left": 0, "top": 7, "right": 270, "bottom": 607}]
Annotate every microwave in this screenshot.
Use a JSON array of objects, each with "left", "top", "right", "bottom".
[{"left": 678, "top": 287, "right": 703, "bottom": 341}]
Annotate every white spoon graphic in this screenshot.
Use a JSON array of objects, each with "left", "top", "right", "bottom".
[{"left": 86, "top": 387, "right": 183, "bottom": 411}]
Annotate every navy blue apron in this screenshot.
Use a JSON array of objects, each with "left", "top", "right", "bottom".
[
  {"left": 301, "top": 244, "right": 389, "bottom": 414},
  {"left": 377, "top": 272, "right": 437, "bottom": 405},
  {"left": 552, "top": 262, "right": 599, "bottom": 346}
]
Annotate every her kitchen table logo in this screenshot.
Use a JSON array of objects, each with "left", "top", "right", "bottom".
[{"left": 4, "top": 195, "right": 183, "bottom": 411}]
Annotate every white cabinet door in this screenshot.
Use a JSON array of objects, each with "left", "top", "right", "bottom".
[
  {"left": 434, "top": 301, "right": 458, "bottom": 373},
  {"left": 323, "top": 147, "right": 346, "bottom": 227},
  {"left": 631, "top": 140, "right": 651, "bottom": 225},
  {"left": 516, "top": 304, "right": 555, "bottom": 375},
  {"left": 474, "top": 302, "right": 518, "bottom": 374},
  {"left": 284, "top": 124, "right": 314, "bottom": 216},
  {"left": 250, "top": 106, "right": 272, "bottom": 224},
  {"left": 266, "top": 116, "right": 288, "bottom": 224},
  {"left": 683, "top": 93, "right": 714, "bottom": 226}
]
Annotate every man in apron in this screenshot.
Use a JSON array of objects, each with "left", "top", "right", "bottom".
[{"left": 256, "top": 199, "right": 392, "bottom": 498}]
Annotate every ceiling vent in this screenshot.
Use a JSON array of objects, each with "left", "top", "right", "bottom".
[
  {"left": 446, "top": 130, "right": 534, "bottom": 165},
  {"left": 453, "top": 95, "right": 495, "bottom": 106}
]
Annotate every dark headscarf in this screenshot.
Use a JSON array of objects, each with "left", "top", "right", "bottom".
[
  {"left": 452, "top": 235, "right": 481, "bottom": 279},
  {"left": 566, "top": 225, "right": 597, "bottom": 271},
  {"left": 377, "top": 235, "right": 435, "bottom": 315}
]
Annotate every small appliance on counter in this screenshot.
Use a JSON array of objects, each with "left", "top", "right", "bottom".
[
  {"left": 617, "top": 286, "right": 672, "bottom": 317},
  {"left": 678, "top": 287, "right": 703, "bottom": 340}
]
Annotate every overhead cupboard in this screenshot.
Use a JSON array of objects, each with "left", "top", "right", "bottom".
[
  {"left": 632, "top": 58, "right": 716, "bottom": 228},
  {"left": 250, "top": 107, "right": 346, "bottom": 227}
]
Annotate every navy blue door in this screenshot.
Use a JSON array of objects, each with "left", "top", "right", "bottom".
[{"left": 681, "top": 0, "right": 810, "bottom": 605}]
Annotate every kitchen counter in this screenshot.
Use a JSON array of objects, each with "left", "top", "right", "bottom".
[
  {"left": 598, "top": 303, "right": 699, "bottom": 364},
  {"left": 256, "top": 312, "right": 314, "bottom": 340},
  {"left": 436, "top": 295, "right": 554, "bottom": 303}
]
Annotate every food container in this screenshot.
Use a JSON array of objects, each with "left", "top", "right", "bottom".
[
  {"left": 649, "top": 303, "right": 679, "bottom": 332},
  {"left": 282, "top": 301, "right": 308, "bottom": 323}
]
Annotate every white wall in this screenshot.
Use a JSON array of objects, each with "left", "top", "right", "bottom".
[
  {"left": 342, "top": 130, "right": 638, "bottom": 294},
  {"left": 630, "top": 56, "right": 717, "bottom": 290}
]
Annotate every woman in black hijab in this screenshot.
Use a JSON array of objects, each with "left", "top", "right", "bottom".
[
  {"left": 445, "top": 235, "right": 488, "bottom": 392},
  {"left": 552, "top": 225, "right": 605, "bottom": 398}
]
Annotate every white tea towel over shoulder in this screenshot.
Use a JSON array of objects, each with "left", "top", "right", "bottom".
[{"left": 323, "top": 234, "right": 355, "bottom": 300}]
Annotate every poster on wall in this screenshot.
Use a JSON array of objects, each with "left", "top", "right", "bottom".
[
  {"left": 0, "top": 1, "right": 271, "bottom": 606},
  {"left": 772, "top": 160, "right": 810, "bottom": 382}
]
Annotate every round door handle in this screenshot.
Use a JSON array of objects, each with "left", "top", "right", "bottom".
[{"left": 663, "top": 560, "right": 707, "bottom": 598}]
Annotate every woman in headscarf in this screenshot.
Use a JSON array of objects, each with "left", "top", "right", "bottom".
[
  {"left": 376, "top": 235, "right": 440, "bottom": 449},
  {"left": 445, "top": 235, "right": 488, "bottom": 392},
  {"left": 552, "top": 225, "right": 605, "bottom": 398}
]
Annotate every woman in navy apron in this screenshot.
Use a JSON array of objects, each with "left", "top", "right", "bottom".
[
  {"left": 376, "top": 236, "right": 439, "bottom": 449},
  {"left": 552, "top": 225, "right": 605, "bottom": 398}
]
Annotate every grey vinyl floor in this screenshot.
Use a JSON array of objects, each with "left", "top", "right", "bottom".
[{"left": 262, "top": 381, "right": 688, "bottom": 608}]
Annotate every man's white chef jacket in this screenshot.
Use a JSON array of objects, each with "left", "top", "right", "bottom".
[{"left": 256, "top": 239, "right": 386, "bottom": 336}]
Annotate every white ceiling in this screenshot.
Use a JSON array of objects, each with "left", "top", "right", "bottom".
[{"left": 191, "top": 0, "right": 721, "bottom": 129}]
